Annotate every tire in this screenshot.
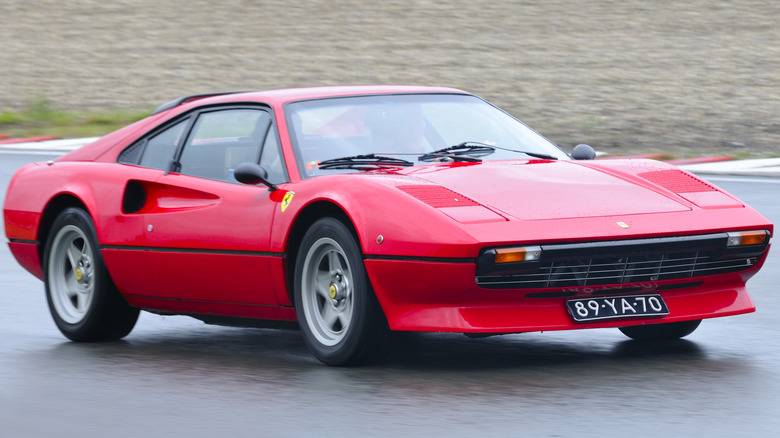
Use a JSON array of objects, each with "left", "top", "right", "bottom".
[
  {"left": 294, "top": 217, "right": 389, "bottom": 366},
  {"left": 619, "top": 319, "right": 702, "bottom": 342},
  {"left": 43, "top": 207, "right": 139, "bottom": 341}
]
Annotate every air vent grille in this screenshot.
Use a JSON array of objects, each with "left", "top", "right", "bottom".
[
  {"left": 639, "top": 169, "right": 716, "bottom": 193},
  {"left": 398, "top": 185, "right": 479, "bottom": 208}
]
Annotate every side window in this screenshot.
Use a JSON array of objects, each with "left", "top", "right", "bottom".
[
  {"left": 178, "top": 109, "right": 270, "bottom": 183},
  {"left": 138, "top": 119, "right": 188, "bottom": 170}
]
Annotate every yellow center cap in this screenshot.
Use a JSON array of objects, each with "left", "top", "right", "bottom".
[
  {"left": 75, "top": 268, "right": 83, "bottom": 281},
  {"left": 329, "top": 284, "right": 337, "bottom": 299}
]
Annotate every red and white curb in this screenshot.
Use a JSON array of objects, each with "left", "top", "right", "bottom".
[
  {"left": 678, "top": 158, "right": 780, "bottom": 178},
  {"left": 0, "top": 137, "right": 99, "bottom": 152}
]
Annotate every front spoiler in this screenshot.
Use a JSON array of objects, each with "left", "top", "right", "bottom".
[{"left": 365, "top": 257, "right": 760, "bottom": 333}]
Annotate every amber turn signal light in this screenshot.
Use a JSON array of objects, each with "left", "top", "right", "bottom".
[
  {"left": 494, "top": 246, "right": 542, "bottom": 263},
  {"left": 726, "top": 230, "right": 769, "bottom": 247}
]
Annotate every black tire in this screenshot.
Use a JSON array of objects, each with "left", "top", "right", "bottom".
[
  {"left": 619, "top": 319, "right": 702, "bottom": 342},
  {"left": 294, "top": 217, "right": 389, "bottom": 366},
  {"left": 43, "top": 207, "right": 139, "bottom": 341}
]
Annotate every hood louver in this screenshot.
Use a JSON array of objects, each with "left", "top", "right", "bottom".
[
  {"left": 398, "top": 185, "right": 479, "bottom": 208},
  {"left": 639, "top": 169, "right": 716, "bottom": 193}
]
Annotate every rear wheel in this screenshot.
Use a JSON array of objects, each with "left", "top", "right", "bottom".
[
  {"left": 44, "top": 207, "right": 139, "bottom": 341},
  {"left": 294, "top": 217, "right": 388, "bottom": 366},
  {"left": 619, "top": 320, "right": 701, "bottom": 341}
]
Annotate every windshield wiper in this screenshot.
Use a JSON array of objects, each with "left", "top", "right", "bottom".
[
  {"left": 317, "top": 154, "right": 414, "bottom": 170},
  {"left": 417, "top": 142, "right": 496, "bottom": 162},
  {"left": 418, "top": 141, "right": 559, "bottom": 162},
  {"left": 510, "top": 149, "right": 559, "bottom": 160}
]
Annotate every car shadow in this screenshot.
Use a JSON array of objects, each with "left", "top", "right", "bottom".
[
  {"left": 29, "top": 325, "right": 757, "bottom": 403},
  {"left": 377, "top": 331, "right": 706, "bottom": 370},
  {"left": 42, "top": 324, "right": 708, "bottom": 374}
]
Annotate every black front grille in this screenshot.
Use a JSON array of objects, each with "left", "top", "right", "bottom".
[{"left": 476, "top": 233, "right": 768, "bottom": 290}]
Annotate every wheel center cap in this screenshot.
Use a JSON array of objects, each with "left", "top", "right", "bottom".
[
  {"left": 75, "top": 268, "right": 83, "bottom": 282},
  {"left": 328, "top": 284, "right": 338, "bottom": 299}
]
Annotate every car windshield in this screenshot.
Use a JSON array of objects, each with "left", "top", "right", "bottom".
[{"left": 285, "top": 93, "right": 569, "bottom": 177}]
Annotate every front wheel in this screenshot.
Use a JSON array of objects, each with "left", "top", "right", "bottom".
[
  {"left": 44, "top": 207, "right": 139, "bottom": 341},
  {"left": 294, "top": 218, "right": 388, "bottom": 366},
  {"left": 619, "top": 319, "right": 702, "bottom": 341}
]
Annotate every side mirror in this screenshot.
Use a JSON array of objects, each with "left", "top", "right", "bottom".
[
  {"left": 234, "top": 162, "right": 278, "bottom": 191},
  {"left": 571, "top": 144, "right": 596, "bottom": 160}
]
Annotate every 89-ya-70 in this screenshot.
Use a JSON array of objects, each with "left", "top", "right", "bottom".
[{"left": 566, "top": 294, "right": 670, "bottom": 322}]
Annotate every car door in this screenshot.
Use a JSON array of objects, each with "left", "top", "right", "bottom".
[
  {"left": 130, "top": 106, "right": 287, "bottom": 305},
  {"left": 107, "top": 117, "right": 192, "bottom": 299}
]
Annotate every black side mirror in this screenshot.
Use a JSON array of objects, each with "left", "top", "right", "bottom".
[
  {"left": 571, "top": 144, "right": 596, "bottom": 160},
  {"left": 234, "top": 162, "right": 278, "bottom": 191}
]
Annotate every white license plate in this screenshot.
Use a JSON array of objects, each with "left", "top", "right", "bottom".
[{"left": 566, "top": 294, "right": 669, "bottom": 322}]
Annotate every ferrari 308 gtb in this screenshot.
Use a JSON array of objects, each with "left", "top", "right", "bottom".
[{"left": 3, "top": 86, "right": 772, "bottom": 365}]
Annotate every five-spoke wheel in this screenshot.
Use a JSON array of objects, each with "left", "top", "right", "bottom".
[
  {"left": 44, "top": 208, "right": 139, "bottom": 341},
  {"left": 299, "top": 236, "right": 355, "bottom": 347},
  {"left": 294, "top": 217, "right": 388, "bottom": 365},
  {"left": 47, "top": 223, "right": 97, "bottom": 324}
]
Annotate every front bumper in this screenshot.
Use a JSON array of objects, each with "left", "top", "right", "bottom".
[{"left": 365, "top": 252, "right": 766, "bottom": 333}]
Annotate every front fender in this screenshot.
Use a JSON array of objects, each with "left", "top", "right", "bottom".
[{"left": 272, "top": 174, "right": 482, "bottom": 259}]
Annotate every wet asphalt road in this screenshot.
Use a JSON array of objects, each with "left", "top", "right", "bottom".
[{"left": 1, "top": 152, "right": 779, "bottom": 438}]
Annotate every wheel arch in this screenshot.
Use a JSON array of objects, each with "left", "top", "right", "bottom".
[
  {"left": 37, "top": 194, "right": 91, "bottom": 265},
  {"left": 284, "top": 200, "right": 359, "bottom": 306}
]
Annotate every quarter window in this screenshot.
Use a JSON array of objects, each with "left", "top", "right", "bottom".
[{"left": 121, "top": 119, "right": 188, "bottom": 169}]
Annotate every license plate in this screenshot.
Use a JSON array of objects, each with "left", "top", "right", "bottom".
[{"left": 566, "top": 294, "right": 669, "bottom": 322}]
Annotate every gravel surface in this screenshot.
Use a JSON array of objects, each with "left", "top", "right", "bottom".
[{"left": 1, "top": 0, "right": 778, "bottom": 157}]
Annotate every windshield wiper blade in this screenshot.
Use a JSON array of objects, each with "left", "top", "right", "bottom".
[
  {"left": 318, "top": 154, "right": 414, "bottom": 170},
  {"left": 417, "top": 142, "right": 496, "bottom": 162},
  {"left": 418, "top": 141, "right": 559, "bottom": 162},
  {"left": 511, "top": 150, "right": 559, "bottom": 160}
]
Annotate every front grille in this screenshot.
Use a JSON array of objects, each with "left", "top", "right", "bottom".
[
  {"left": 478, "top": 252, "right": 756, "bottom": 289},
  {"left": 476, "top": 233, "right": 768, "bottom": 290}
]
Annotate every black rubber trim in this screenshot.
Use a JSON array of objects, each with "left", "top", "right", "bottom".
[
  {"left": 655, "top": 281, "right": 704, "bottom": 291},
  {"left": 100, "top": 244, "right": 284, "bottom": 258},
  {"left": 591, "top": 286, "right": 645, "bottom": 295},
  {"left": 152, "top": 90, "right": 257, "bottom": 114},
  {"left": 7, "top": 238, "right": 39, "bottom": 245},
  {"left": 364, "top": 254, "right": 475, "bottom": 264},
  {"left": 524, "top": 291, "right": 578, "bottom": 298}
]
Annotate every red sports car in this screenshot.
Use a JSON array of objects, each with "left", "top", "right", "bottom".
[{"left": 3, "top": 86, "right": 773, "bottom": 365}]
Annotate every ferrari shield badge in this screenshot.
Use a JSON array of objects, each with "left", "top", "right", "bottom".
[
  {"left": 617, "top": 221, "right": 630, "bottom": 229},
  {"left": 281, "top": 192, "right": 295, "bottom": 212}
]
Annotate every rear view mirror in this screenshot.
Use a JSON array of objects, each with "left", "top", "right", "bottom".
[
  {"left": 234, "top": 162, "right": 278, "bottom": 191},
  {"left": 571, "top": 144, "right": 596, "bottom": 160}
]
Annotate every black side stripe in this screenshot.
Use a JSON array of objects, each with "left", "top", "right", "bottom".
[
  {"left": 364, "top": 254, "right": 475, "bottom": 264},
  {"left": 8, "top": 238, "right": 39, "bottom": 245},
  {"left": 100, "top": 244, "right": 284, "bottom": 258},
  {"left": 99, "top": 245, "right": 475, "bottom": 264}
]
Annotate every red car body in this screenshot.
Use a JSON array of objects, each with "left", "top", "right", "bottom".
[{"left": 3, "top": 86, "right": 773, "bottom": 365}]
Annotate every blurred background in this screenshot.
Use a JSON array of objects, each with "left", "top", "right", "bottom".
[
  {"left": 1, "top": 0, "right": 778, "bottom": 157},
  {"left": 3, "top": 3, "right": 780, "bottom": 436}
]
